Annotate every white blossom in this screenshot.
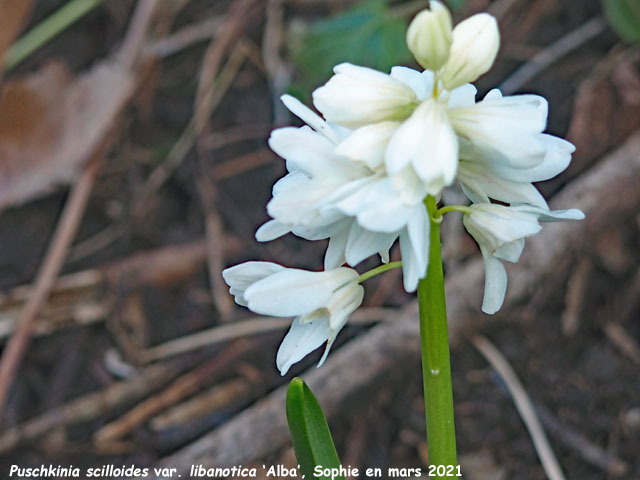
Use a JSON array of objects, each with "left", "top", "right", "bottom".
[
  {"left": 222, "top": 262, "right": 363, "bottom": 375},
  {"left": 462, "top": 204, "right": 585, "bottom": 314},
  {"left": 439, "top": 13, "right": 500, "bottom": 90},
  {"left": 257, "top": 95, "right": 430, "bottom": 292},
  {"left": 312, "top": 63, "right": 419, "bottom": 128},
  {"left": 406, "top": 1, "right": 452, "bottom": 71}
]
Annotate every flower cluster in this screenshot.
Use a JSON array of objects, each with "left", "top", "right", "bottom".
[{"left": 223, "top": 1, "right": 583, "bottom": 375}]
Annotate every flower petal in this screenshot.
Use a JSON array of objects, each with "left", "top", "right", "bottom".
[
  {"left": 479, "top": 245, "right": 508, "bottom": 314},
  {"left": 324, "top": 221, "right": 351, "bottom": 269},
  {"left": 244, "top": 268, "right": 358, "bottom": 317},
  {"left": 386, "top": 99, "right": 458, "bottom": 195},
  {"left": 458, "top": 161, "right": 548, "bottom": 208},
  {"left": 390, "top": 66, "right": 432, "bottom": 101},
  {"left": 280, "top": 94, "right": 339, "bottom": 143},
  {"left": 345, "top": 222, "right": 396, "bottom": 266},
  {"left": 222, "top": 261, "right": 286, "bottom": 306},
  {"left": 255, "top": 219, "right": 291, "bottom": 242},
  {"left": 335, "top": 121, "right": 399, "bottom": 170},
  {"left": 276, "top": 315, "right": 332, "bottom": 375},
  {"left": 312, "top": 63, "right": 418, "bottom": 128}
]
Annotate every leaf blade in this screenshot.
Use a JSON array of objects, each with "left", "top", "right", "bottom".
[{"left": 286, "top": 377, "right": 344, "bottom": 480}]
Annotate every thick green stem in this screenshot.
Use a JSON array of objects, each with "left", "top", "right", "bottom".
[{"left": 418, "top": 195, "right": 457, "bottom": 469}]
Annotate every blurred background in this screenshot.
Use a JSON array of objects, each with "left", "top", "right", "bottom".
[{"left": 0, "top": 0, "right": 639, "bottom": 478}]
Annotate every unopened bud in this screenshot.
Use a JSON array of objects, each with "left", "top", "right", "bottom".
[
  {"left": 406, "top": 1, "right": 452, "bottom": 71},
  {"left": 440, "top": 13, "right": 499, "bottom": 90}
]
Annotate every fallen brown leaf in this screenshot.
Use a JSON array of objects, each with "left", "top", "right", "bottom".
[
  {"left": 0, "top": 0, "right": 34, "bottom": 75},
  {"left": 0, "top": 60, "right": 135, "bottom": 212}
]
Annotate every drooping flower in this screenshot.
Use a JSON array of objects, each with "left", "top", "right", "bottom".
[
  {"left": 462, "top": 204, "right": 585, "bottom": 314},
  {"left": 222, "top": 262, "right": 363, "bottom": 375}
]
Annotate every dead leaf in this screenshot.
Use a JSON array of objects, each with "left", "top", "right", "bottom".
[
  {"left": 0, "top": 0, "right": 34, "bottom": 75},
  {"left": 0, "top": 60, "right": 135, "bottom": 212}
]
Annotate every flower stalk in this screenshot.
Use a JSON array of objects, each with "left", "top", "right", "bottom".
[
  {"left": 358, "top": 261, "right": 402, "bottom": 283},
  {"left": 417, "top": 196, "right": 457, "bottom": 468}
]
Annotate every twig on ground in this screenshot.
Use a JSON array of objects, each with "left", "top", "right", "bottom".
[
  {"left": 602, "top": 322, "right": 640, "bottom": 365},
  {"left": 499, "top": 17, "right": 607, "bottom": 95},
  {"left": 0, "top": 239, "right": 223, "bottom": 342},
  {"left": 190, "top": 0, "right": 263, "bottom": 318},
  {"left": 144, "top": 16, "right": 223, "bottom": 58},
  {"left": 561, "top": 258, "right": 593, "bottom": 337},
  {"left": 140, "top": 307, "right": 394, "bottom": 363},
  {"left": 200, "top": 123, "right": 271, "bottom": 151},
  {"left": 0, "top": 363, "right": 181, "bottom": 453},
  {"left": 0, "top": 154, "right": 103, "bottom": 422},
  {"left": 470, "top": 334, "right": 566, "bottom": 480},
  {"left": 0, "top": 0, "right": 160, "bottom": 421},
  {"left": 194, "top": 41, "right": 250, "bottom": 318},
  {"left": 263, "top": 0, "right": 291, "bottom": 125},
  {"left": 116, "top": 0, "right": 159, "bottom": 70},
  {"left": 535, "top": 403, "right": 629, "bottom": 476},
  {"left": 150, "top": 377, "right": 252, "bottom": 431},
  {"left": 212, "top": 149, "right": 275, "bottom": 181},
  {"left": 93, "top": 340, "right": 253, "bottom": 445},
  {"left": 131, "top": 41, "right": 257, "bottom": 216}
]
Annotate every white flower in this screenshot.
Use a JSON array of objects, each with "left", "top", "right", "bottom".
[
  {"left": 312, "top": 63, "right": 418, "bottom": 128},
  {"left": 258, "top": 95, "right": 430, "bottom": 292},
  {"left": 309, "top": 5, "right": 503, "bottom": 201},
  {"left": 222, "top": 262, "right": 363, "bottom": 375},
  {"left": 385, "top": 98, "right": 458, "bottom": 197},
  {"left": 448, "top": 89, "right": 549, "bottom": 169},
  {"left": 406, "top": 1, "right": 452, "bottom": 71},
  {"left": 457, "top": 135, "right": 575, "bottom": 208},
  {"left": 439, "top": 13, "right": 499, "bottom": 90},
  {"left": 462, "top": 204, "right": 585, "bottom": 314}
]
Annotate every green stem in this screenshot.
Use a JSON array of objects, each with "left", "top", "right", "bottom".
[
  {"left": 5, "top": 0, "right": 103, "bottom": 72},
  {"left": 357, "top": 261, "right": 402, "bottom": 283},
  {"left": 436, "top": 204, "right": 471, "bottom": 218},
  {"left": 418, "top": 195, "right": 457, "bottom": 469}
]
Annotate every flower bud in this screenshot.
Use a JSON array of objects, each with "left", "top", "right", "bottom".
[
  {"left": 406, "top": 1, "right": 452, "bottom": 71},
  {"left": 440, "top": 13, "right": 499, "bottom": 90}
]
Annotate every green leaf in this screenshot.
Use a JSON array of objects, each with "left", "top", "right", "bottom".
[
  {"left": 291, "top": 0, "right": 414, "bottom": 98},
  {"left": 286, "top": 378, "right": 344, "bottom": 480},
  {"left": 602, "top": 0, "right": 640, "bottom": 43}
]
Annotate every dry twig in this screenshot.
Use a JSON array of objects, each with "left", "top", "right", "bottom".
[
  {"left": 140, "top": 307, "right": 394, "bottom": 363},
  {"left": 470, "top": 334, "right": 566, "bottom": 480},
  {"left": 602, "top": 322, "right": 640, "bottom": 366},
  {"left": 0, "top": 363, "right": 180, "bottom": 453},
  {"left": 500, "top": 17, "right": 607, "bottom": 95},
  {"left": 535, "top": 404, "right": 629, "bottom": 476},
  {"left": 561, "top": 258, "right": 593, "bottom": 337},
  {"left": 93, "top": 340, "right": 253, "bottom": 446},
  {"left": 0, "top": 0, "right": 160, "bottom": 420}
]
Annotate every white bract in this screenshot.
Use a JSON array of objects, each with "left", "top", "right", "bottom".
[
  {"left": 222, "top": 262, "right": 363, "bottom": 375},
  {"left": 462, "top": 204, "right": 585, "bottom": 314}
]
